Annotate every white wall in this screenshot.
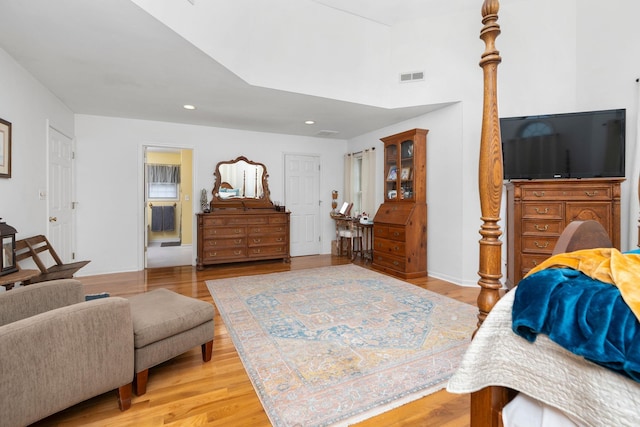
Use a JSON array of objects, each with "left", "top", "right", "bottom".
[
  {"left": 74, "top": 115, "right": 346, "bottom": 275},
  {"left": 0, "top": 48, "right": 74, "bottom": 239}
]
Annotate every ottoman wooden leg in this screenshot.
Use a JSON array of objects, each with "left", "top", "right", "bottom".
[
  {"left": 134, "top": 369, "right": 149, "bottom": 396},
  {"left": 202, "top": 340, "right": 213, "bottom": 362},
  {"left": 117, "top": 383, "right": 132, "bottom": 411}
]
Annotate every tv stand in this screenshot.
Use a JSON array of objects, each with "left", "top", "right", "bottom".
[{"left": 506, "top": 178, "right": 623, "bottom": 288}]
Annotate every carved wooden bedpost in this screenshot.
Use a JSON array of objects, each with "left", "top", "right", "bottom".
[
  {"left": 471, "top": 2, "right": 510, "bottom": 426},
  {"left": 476, "top": 0, "right": 503, "bottom": 333}
]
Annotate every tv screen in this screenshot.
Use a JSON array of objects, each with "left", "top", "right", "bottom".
[{"left": 501, "top": 108, "right": 625, "bottom": 180}]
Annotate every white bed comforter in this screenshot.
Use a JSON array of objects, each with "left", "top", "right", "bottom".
[{"left": 446, "top": 290, "right": 640, "bottom": 427}]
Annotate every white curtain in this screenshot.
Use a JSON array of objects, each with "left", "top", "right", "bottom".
[
  {"left": 343, "top": 154, "right": 354, "bottom": 206},
  {"left": 361, "top": 148, "right": 377, "bottom": 216}
]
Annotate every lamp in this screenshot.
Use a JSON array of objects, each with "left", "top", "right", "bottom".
[{"left": 0, "top": 218, "right": 18, "bottom": 276}]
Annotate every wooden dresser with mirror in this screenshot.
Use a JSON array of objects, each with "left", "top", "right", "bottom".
[{"left": 196, "top": 156, "right": 290, "bottom": 269}]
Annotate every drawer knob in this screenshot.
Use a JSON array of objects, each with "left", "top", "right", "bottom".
[
  {"left": 534, "top": 224, "right": 549, "bottom": 231},
  {"left": 234, "top": 250, "right": 241, "bottom": 255},
  {"left": 534, "top": 207, "right": 549, "bottom": 214},
  {"left": 276, "top": 237, "right": 283, "bottom": 242},
  {"left": 532, "top": 260, "right": 538, "bottom": 266},
  {"left": 235, "top": 229, "right": 242, "bottom": 234},
  {"left": 533, "top": 191, "right": 545, "bottom": 197},
  {"left": 254, "top": 238, "right": 261, "bottom": 243},
  {"left": 585, "top": 191, "right": 598, "bottom": 197},
  {"left": 534, "top": 241, "right": 550, "bottom": 249},
  {"left": 393, "top": 232, "right": 400, "bottom": 237},
  {"left": 235, "top": 239, "right": 242, "bottom": 244},
  {"left": 393, "top": 261, "right": 400, "bottom": 266}
]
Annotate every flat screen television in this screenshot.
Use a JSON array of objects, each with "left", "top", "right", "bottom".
[{"left": 501, "top": 108, "right": 626, "bottom": 180}]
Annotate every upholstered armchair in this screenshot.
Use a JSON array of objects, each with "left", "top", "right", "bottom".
[{"left": 0, "top": 280, "right": 134, "bottom": 426}]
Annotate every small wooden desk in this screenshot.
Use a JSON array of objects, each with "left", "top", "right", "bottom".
[
  {"left": 331, "top": 215, "right": 373, "bottom": 262},
  {"left": 0, "top": 269, "right": 39, "bottom": 291}
]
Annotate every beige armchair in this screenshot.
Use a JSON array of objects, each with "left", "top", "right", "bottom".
[{"left": 0, "top": 280, "right": 134, "bottom": 426}]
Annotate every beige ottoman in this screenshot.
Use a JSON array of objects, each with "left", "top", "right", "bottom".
[{"left": 128, "top": 288, "right": 214, "bottom": 395}]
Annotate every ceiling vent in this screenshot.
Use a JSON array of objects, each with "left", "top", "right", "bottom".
[
  {"left": 399, "top": 71, "right": 425, "bottom": 83},
  {"left": 316, "top": 130, "right": 340, "bottom": 138}
]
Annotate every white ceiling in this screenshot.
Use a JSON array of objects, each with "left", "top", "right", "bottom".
[{"left": 0, "top": 0, "right": 451, "bottom": 140}]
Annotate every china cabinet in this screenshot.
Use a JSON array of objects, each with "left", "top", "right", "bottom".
[{"left": 373, "top": 128, "right": 428, "bottom": 279}]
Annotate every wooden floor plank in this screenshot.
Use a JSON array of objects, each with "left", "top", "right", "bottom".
[{"left": 32, "top": 255, "right": 473, "bottom": 427}]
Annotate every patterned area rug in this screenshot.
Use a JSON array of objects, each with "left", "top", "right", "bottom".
[{"left": 206, "top": 265, "right": 477, "bottom": 427}]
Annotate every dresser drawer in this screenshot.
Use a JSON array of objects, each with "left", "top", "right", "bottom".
[
  {"left": 201, "top": 246, "right": 247, "bottom": 261},
  {"left": 248, "top": 245, "right": 288, "bottom": 257},
  {"left": 520, "top": 253, "right": 551, "bottom": 272},
  {"left": 521, "top": 219, "right": 563, "bottom": 235},
  {"left": 203, "top": 237, "right": 245, "bottom": 248},
  {"left": 521, "top": 203, "right": 562, "bottom": 219},
  {"left": 372, "top": 251, "right": 406, "bottom": 271},
  {"left": 521, "top": 235, "right": 558, "bottom": 254},
  {"left": 248, "top": 224, "right": 287, "bottom": 235},
  {"left": 201, "top": 226, "right": 245, "bottom": 238},
  {"left": 201, "top": 216, "right": 227, "bottom": 227},
  {"left": 248, "top": 235, "right": 286, "bottom": 246},
  {"left": 373, "top": 224, "right": 405, "bottom": 241},
  {"left": 268, "top": 215, "right": 289, "bottom": 224},
  {"left": 373, "top": 238, "right": 406, "bottom": 256},
  {"left": 521, "top": 185, "right": 612, "bottom": 200}
]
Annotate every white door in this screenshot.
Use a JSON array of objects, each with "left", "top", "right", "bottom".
[
  {"left": 48, "top": 126, "right": 75, "bottom": 261},
  {"left": 285, "top": 154, "right": 321, "bottom": 256}
]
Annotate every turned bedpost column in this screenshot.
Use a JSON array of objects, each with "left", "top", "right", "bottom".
[
  {"left": 476, "top": 0, "right": 503, "bottom": 334},
  {"left": 471, "top": 2, "right": 507, "bottom": 426}
]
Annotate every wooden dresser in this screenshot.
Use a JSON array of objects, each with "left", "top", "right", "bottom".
[
  {"left": 373, "top": 128, "right": 428, "bottom": 279},
  {"left": 196, "top": 210, "right": 290, "bottom": 269},
  {"left": 506, "top": 178, "right": 623, "bottom": 288}
]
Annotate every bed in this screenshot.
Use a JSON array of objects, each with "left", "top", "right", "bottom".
[{"left": 446, "top": 1, "right": 640, "bottom": 426}]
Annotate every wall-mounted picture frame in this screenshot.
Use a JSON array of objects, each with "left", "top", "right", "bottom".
[{"left": 0, "top": 118, "right": 11, "bottom": 178}]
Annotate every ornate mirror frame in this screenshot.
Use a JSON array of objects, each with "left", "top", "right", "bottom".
[{"left": 210, "top": 156, "right": 274, "bottom": 209}]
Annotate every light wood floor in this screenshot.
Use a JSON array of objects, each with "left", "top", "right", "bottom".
[{"left": 32, "top": 255, "right": 477, "bottom": 427}]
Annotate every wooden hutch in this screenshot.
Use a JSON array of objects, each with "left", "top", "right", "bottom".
[
  {"left": 372, "top": 128, "right": 428, "bottom": 279},
  {"left": 196, "top": 156, "right": 290, "bottom": 269}
]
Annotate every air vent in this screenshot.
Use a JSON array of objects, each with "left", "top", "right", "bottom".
[
  {"left": 399, "top": 71, "right": 425, "bottom": 83},
  {"left": 316, "top": 130, "right": 340, "bottom": 137}
]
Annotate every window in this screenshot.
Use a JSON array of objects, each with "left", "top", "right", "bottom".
[{"left": 147, "top": 164, "right": 180, "bottom": 200}]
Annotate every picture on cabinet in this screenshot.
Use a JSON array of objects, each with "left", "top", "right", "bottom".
[
  {"left": 401, "top": 167, "right": 411, "bottom": 181},
  {"left": 387, "top": 166, "right": 397, "bottom": 181}
]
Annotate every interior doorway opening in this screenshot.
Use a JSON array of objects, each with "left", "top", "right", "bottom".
[{"left": 144, "top": 146, "right": 194, "bottom": 268}]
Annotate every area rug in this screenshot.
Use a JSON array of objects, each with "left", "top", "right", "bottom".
[{"left": 206, "top": 264, "right": 477, "bottom": 427}]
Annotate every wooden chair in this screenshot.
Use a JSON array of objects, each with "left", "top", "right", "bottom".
[{"left": 15, "top": 235, "right": 90, "bottom": 283}]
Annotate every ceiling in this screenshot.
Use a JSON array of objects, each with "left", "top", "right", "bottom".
[{"left": 0, "top": 0, "right": 450, "bottom": 140}]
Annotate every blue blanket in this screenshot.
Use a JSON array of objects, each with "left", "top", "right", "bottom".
[{"left": 512, "top": 267, "right": 640, "bottom": 382}]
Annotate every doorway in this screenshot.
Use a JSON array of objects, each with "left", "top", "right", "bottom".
[{"left": 144, "top": 146, "right": 194, "bottom": 268}]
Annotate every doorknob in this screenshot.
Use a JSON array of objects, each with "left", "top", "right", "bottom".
[{"left": 49, "top": 216, "right": 57, "bottom": 222}]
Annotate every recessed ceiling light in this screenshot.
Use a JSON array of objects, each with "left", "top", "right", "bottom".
[
  {"left": 305, "top": 120, "right": 315, "bottom": 125},
  {"left": 183, "top": 104, "right": 196, "bottom": 110}
]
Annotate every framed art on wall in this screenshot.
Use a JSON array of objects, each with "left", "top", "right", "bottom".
[{"left": 0, "top": 118, "right": 11, "bottom": 178}]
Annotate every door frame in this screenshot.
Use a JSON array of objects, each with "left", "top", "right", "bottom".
[{"left": 140, "top": 144, "right": 196, "bottom": 269}]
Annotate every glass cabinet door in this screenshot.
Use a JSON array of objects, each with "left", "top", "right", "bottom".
[
  {"left": 399, "top": 139, "right": 414, "bottom": 201},
  {"left": 385, "top": 144, "right": 398, "bottom": 200}
]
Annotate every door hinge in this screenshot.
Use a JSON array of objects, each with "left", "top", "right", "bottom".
[
  {"left": 72, "top": 151, "right": 76, "bottom": 160},
  {"left": 72, "top": 252, "right": 76, "bottom": 260},
  {"left": 71, "top": 201, "right": 78, "bottom": 209}
]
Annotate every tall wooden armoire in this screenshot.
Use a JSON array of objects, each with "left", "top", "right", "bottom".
[{"left": 372, "top": 128, "right": 428, "bottom": 279}]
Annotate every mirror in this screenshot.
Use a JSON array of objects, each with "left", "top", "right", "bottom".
[{"left": 211, "top": 156, "right": 274, "bottom": 209}]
